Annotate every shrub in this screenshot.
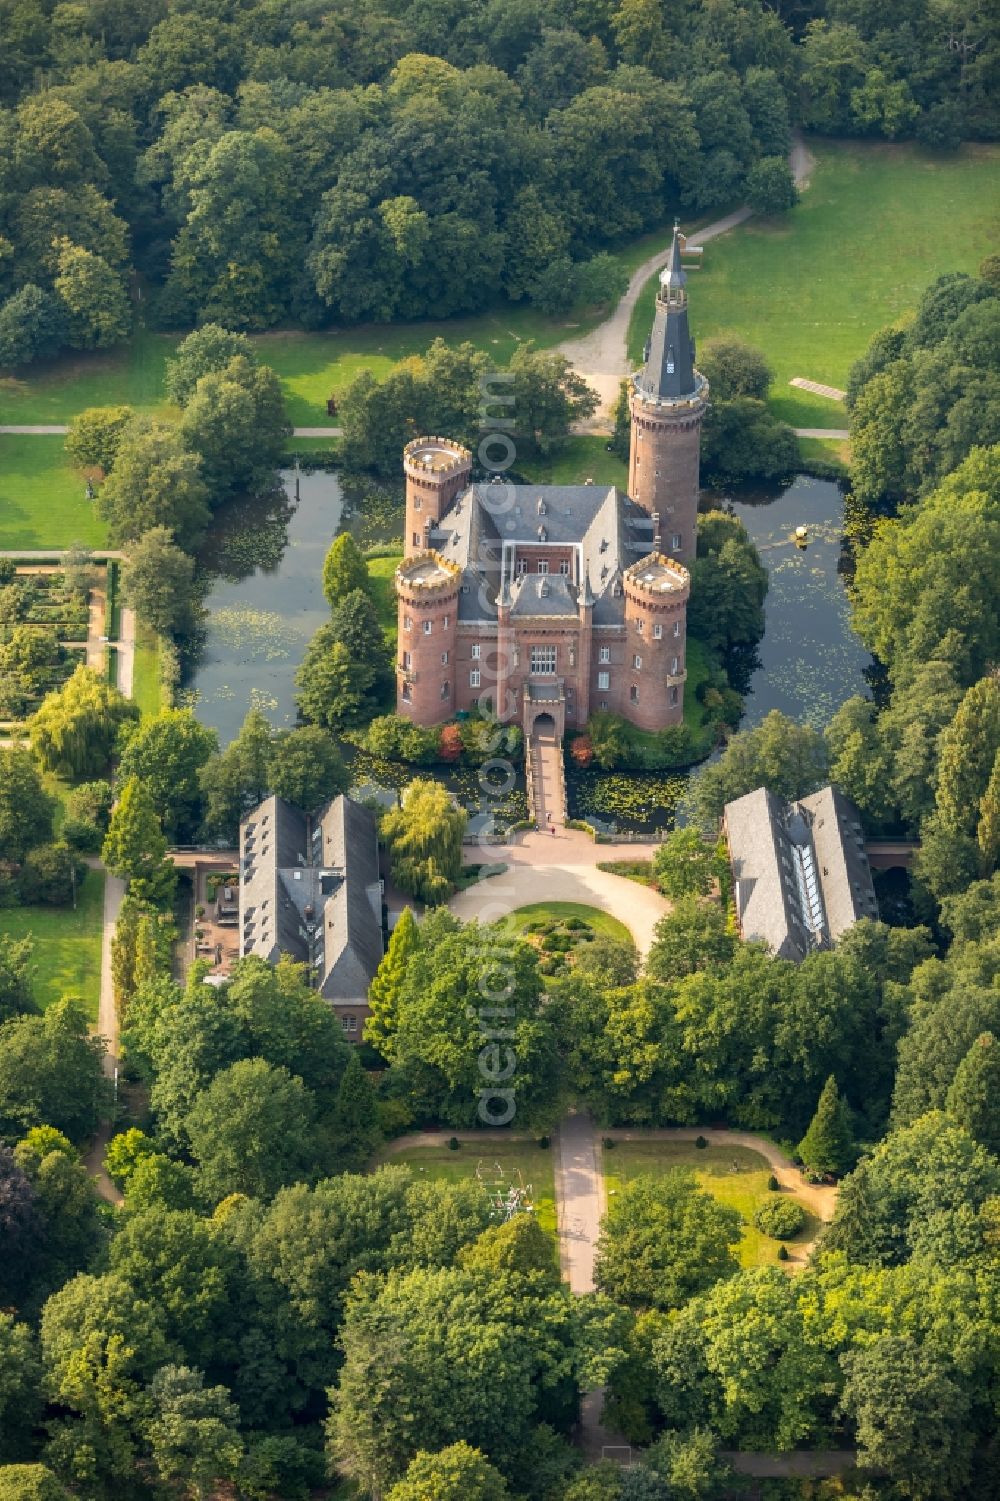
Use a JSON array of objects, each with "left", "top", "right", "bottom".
[
  {"left": 569, "top": 734, "right": 594, "bottom": 768},
  {"left": 19, "top": 842, "right": 87, "bottom": 905},
  {"left": 777, "top": 1242, "right": 789, "bottom": 1261},
  {"left": 695, "top": 1135, "right": 708, "bottom": 1149},
  {"left": 754, "top": 1196, "right": 805, "bottom": 1240},
  {"left": 564, "top": 916, "right": 590, "bottom": 931},
  {"left": 447, "top": 1136, "right": 460, "bottom": 1151},
  {"left": 538, "top": 1136, "right": 550, "bottom": 1149},
  {"left": 602, "top": 1137, "right": 616, "bottom": 1149},
  {"left": 61, "top": 816, "right": 103, "bottom": 853},
  {"left": 768, "top": 1174, "right": 780, "bottom": 1191},
  {"left": 438, "top": 723, "right": 463, "bottom": 762}
]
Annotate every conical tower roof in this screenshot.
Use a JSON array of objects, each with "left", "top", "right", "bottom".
[{"left": 635, "top": 221, "right": 699, "bottom": 403}]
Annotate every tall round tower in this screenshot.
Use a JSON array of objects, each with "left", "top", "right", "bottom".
[
  {"left": 403, "top": 437, "right": 472, "bottom": 558},
  {"left": 395, "top": 551, "right": 460, "bottom": 726},
  {"left": 628, "top": 225, "right": 708, "bottom": 568},
  {"left": 622, "top": 553, "right": 690, "bottom": 732}
]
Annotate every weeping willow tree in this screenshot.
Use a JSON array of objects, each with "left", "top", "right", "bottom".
[
  {"left": 381, "top": 779, "right": 466, "bottom": 905},
  {"left": 27, "top": 663, "right": 138, "bottom": 777}
]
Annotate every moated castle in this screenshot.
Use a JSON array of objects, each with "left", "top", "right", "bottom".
[{"left": 394, "top": 225, "right": 708, "bottom": 739}]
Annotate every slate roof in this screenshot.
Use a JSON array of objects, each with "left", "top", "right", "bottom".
[
  {"left": 239, "top": 794, "right": 383, "bottom": 1005},
  {"left": 635, "top": 225, "right": 700, "bottom": 403},
  {"left": 724, "top": 784, "right": 878, "bottom": 962},
  {"left": 427, "top": 483, "right": 664, "bottom": 626}
]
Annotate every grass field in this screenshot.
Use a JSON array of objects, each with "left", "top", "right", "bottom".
[
  {"left": 381, "top": 1139, "right": 558, "bottom": 1240},
  {"left": 0, "top": 866, "right": 105, "bottom": 1020},
  {"left": 0, "top": 215, "right": 689, "bottom": 432},
  {"left": 131, "top": 622, "right": 162, "bottom": 718},
  {"left": 0, "top": 436, "right": 108, "bottom": 548},
  {"left": 502, "top": 901, "right": 633, "bottom": 948},
  {"left": 519, "top": 437, "right": 628, "bottom": 489},
  {"left": 367, "top": 552, "right": 403, "bottom": 644},
  {"left": 629, "top": 140, "right": 1000, "bottom": 429},
  {"left": 603, "top": 1138, "right": 817, "bottom": 1269}
]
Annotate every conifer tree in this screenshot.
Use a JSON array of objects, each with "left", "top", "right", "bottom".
[
  {"left": 797, "top": 1075, "right": 855, "bottom": 1177},
  {"left": 322, "top": 533, "right": 372, "bottom": 608},
  {"left": 945, "top": 1033, "right": 1000, "bottom": 1156},
  {"left": 331, "top": 1050, "right": 381, "bottom": 1169},
  {"left": 365, "top": 907, "right": 419, "bottom": 1060}
]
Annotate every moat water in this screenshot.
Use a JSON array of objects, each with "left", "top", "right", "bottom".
[{"left": 188, "top": 470, "right": 871, "bottom": 831}]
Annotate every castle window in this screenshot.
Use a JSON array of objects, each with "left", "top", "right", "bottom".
[
  {"left": 653, "top": 623, "right": 662, "bottom": 639},
  {"left": 404, "top": 615, "right": 412, "bottom": 631},
  {"left": 537, "top": 560, "right": 549, "bottom": 575},
  {"left": 470, "top": 669, "right": 481, "bottom": 688},
  {"left": 516, "top": 558, "right": 527, "bottom": 576},
  {"left": 402, "top": 683, "right": 412, "bottom": 702},
  {"left": 441, "top": 651, "right": 449, "bottom": 665},
  {"left": 636, "top": 618, "right": 644, "bottom": 633},
  {"left": 600, "top": 700, "right": 608, "bottom": 710},
  {"left": 560, "top": 560, "right": 570, "bottom": 576},
  {"left": 672, "top": 533, "right": 681, "bottom": 550},
  {"left": 670, "top": 686, "right": 679, "bottom": 706},
  {"left": 671, "top": 656, "right": 679, "bottom": 674},
  {"left": 673, "top": 620, "right": 681, "bottom": 637},
  {"left": 599, "top": 646, "right": 610, "bottom": 663},
  {"left": 633, "top": 654, "right": 642, "bottom": 670},
  {"left": 412, "top": 533, "right": 420, "bottom": 547},
  {"left": 597, "top": 671, "right": 610, "bottom": 690},
  {"left": 630, "top": 685, "right": 639, "bottom": 703},
  {"left": 413, "top": 497, "right": 421, "bottom": 509},
  {"left": 423, "top": 620, "right": 432, "bottom": 635},
  {"left": 441, "top": 680, "right": 450, "bottom": 699},
  {"left": 443, "top": 615, "right": 449, "bottom": 627},
  {"left": 471, "top": 643, "right": 481, "bottom": 658},
  {"left": 341, "top": 1015, "right": 357, "bottom": 1033},
  {"left": 531, "top": 645, "right": 557, "bottom": 675},
  {"left": 402, "top": 651, "right": 411, "bottom": 670}
]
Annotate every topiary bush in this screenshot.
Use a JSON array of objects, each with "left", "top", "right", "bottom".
[{"left": 754, "top": 1196, "right": 805, "bottom": 1240}]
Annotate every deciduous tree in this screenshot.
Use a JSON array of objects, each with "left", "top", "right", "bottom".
[{"left": 594, "top": 1171, "right": 740, "bottom": 1311}]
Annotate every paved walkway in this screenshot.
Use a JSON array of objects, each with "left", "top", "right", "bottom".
[
  {"left": 557, "top": 134, "right": 815, "bottom": 429},
  {"left": 82, "top": 867, "right": 126, "bottom": 1206},
  {"left": 528, "top": 721, "right": 565, "bottom": 828},
  {"left": 794, "top": 427, "right": 849, "bottom": 440},
  {"left": 450, "top": 830, "right": 669, "bottom": 956},
  {"left": 555, "top": 1111, "right": 604, "bottom": 1293}
]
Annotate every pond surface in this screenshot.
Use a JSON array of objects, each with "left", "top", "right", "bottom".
[
  {"left": 716, "top": 474, "right": 872, "bottom": 730},
  {"left": 188, "top": 468, "right": 869, "bottom": 832},
  {"left": 188, "top": 469, "right": 344, "bottom": 741}
]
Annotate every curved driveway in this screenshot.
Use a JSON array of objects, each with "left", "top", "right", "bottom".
[{"left": 450, "top": 828, "right": 670, "bottom": 956}]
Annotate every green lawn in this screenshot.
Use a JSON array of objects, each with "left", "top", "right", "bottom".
[
  {"left": 0, "top": 216, "right": 689, "bottom": 432},
  {"left": 131, "top": 621, "right": 162, "bottom": 718},
  {"left": 380, "top": 1139, "right": 558, "bottom": 1240},
  {"left": 0, "top": 866, "right": 105, "bottom": 1021},
  {"left": 367, "top": 552, "right": 403, "bottom": 645},
  {"left": 629, "top": 140, "right": 1000, "bottom": 429},
  {"left": 503, "top": 901, "right": 633, "bottom": 947},
  {"left": 0, "top": 436, "right": 108, "bottom": 548},
  {"left": 519, "top": 436, "right": 628, "bottom": 489},
  {"left": 603, "top": 1138, "right": 818, "bottom": 1269}
]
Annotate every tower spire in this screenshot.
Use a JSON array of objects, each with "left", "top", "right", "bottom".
[{"left": 635, "top": 222, "right": 697, "bottom": 402}]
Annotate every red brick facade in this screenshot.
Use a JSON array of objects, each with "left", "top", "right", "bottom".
[{"left": 627, "top": 393, "right": 706, "bottom": 569}]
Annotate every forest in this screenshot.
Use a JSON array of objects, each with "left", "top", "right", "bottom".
[{"left": 2, "top": 0, "right": 998, "bottom": 368}]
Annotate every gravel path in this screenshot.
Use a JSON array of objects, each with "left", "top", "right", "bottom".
[
  {"left": 794, "top": 427, "right": 849, "bottom": 440},
  {"left": 557, "top": 134, "right": 816, "bottom": 429},
  {"left": 451, "top": 830, "right": 669, "bottom": 956}
]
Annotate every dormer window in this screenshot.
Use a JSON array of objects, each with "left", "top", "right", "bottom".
[{"left": 537, "top": 497, "right": 546, "bottom": 515}]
